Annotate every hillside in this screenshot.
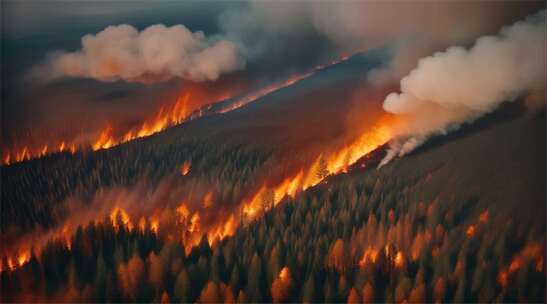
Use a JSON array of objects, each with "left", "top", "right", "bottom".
[
  {"left": 2, "top": 103, "right": 544, "bottom": 302},
  {"left": 1, "top": 51, "right": 386, "bottom": 233}
]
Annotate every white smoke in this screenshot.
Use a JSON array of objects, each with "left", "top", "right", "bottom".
[
  {"left": 34, "top": 2, "right": 541, "bottom": 85},
  {"left": 39, "top": 24, "right": 245, "bottom": 83},
  {"left": 379, "top": 10, "right": 546, "bottom": 167}
]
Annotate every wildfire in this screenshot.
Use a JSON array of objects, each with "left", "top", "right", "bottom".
[
  {"left": 3, "top": 55, "right": 353, "bottom": 166},
  {"left": 1, "top": 250, "right": 31, "bottom": 272},
  {"left": 110, "top": 207, "right": 133, "bottom": 231},
  {"left": 242, "top": 115, "right": 393, "bottom": 219},
  {"left": 359, "top": 247, "right": 379, "bottom": 267},
  {"left": 2, "top": 53, "right": 399, "bottom": 276}
]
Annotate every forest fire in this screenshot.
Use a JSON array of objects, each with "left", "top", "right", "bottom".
[
  {"left": 2, "top": 56, "right": 352, "bottom": 166},
  {"left": 219, "top": 54, "right": 349, "bottom": 114},
  {"left": 241, "top": 115, "right": 394, "bottom": 219}
]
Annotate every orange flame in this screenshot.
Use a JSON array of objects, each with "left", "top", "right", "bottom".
[
  {"left": 3, "top": 55, "right": 353, "bottom": 166},
  {"left": 180, "top": 161, "right": 191, "bottom": 176},
  {"left": 359, "top": 247, "right": 379, "bottom": 267},
  {"left": 242, "top": 115, "right": 393, "bottom": 219},
  {"left": 466, "top": 225, "right": 476, "bottom": 237},
  {"left": 109, "top": 207, "right": 133, "bottom": 231}
]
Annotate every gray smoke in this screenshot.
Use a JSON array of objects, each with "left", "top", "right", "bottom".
[
  {"left": 38, "top": 24, "right": 245, "bottom": 83},
  {"left": 379, "top": 10, "right": 546, "bottom": 167},
  {"left": 33, "top": 1, "right": 543, "bottom": 86}
]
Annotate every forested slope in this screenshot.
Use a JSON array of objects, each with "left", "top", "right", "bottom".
[{"left": 2, "top": 106, "right": 544, "bottom": 303}]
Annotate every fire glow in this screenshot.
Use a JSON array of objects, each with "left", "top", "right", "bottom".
[
  {"left": 3, "top": 53, "right": 380, "bottom": 271},
  {"left": 2, "top": 55, "right": 351, "bottom": 166},
  {"left": 241, "top": 115, "right": 393, "bottom": 218}
]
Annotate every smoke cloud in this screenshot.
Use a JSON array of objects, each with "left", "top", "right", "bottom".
[
  {"left": 38, "top": 24, "right": 245, "bottom": 83},
  {"left": 379, "top": 10, "right": 546, "bottom": 167},
  {"left": 32, "top": 2, "right": 542, "bottom": 86}
]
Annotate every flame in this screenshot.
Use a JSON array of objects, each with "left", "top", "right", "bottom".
[
  {"left": 2, "top": 53, "right": 397, "bottom": 274},
  {"left": 359, "top": 247, "right": 379, "bottom": 267},
  {"left": 242, "top": 115, "right": 393, "bottom": 219},
  {"left": 110, "top": 207, "right": 133, "bottom": 231},
  {"left": 150, "top": 217, "right": 159, "bottom": 234},
  {"left": 189, "top": 213, "right": 200, "bottom": 233},
  {"left": 3, "top": 55, "right": 353, "bottom": 166},
  {"left": 278, "top": 266, "right": 290, "bottom": 281},
  {"left": 466, "top": 225, "right": 476, "bottom": 237},
  {"left": 219, "top": 55, "right": 350, "bottom": 114},
  {"left": 497, "top": 242, "right": 544, "bottom": 289},
  {"left": 17, "top": 251, "right": 30, "bottom": 267},
  {"left": 394, "top": 251, "right": 405, "bottom": 268},
  {"left": 176, "top": 202, "right": 191, "bottom": 220},
  {"left": 180, "top": 161, "right": 191, "bottom": 176}
]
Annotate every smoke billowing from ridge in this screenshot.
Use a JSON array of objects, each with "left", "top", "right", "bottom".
[
  {"left": 379, "top": 10, "right": 546, "bottom": 167},
  {"left": 32, "top": 2, "right": 543, "bottom": 85},
  {"left": 35, "top": 24, "right": 245, "bottom": 83}
]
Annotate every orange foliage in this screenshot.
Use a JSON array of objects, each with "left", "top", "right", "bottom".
[
  {"left": 198, "top": 281, "right": 222, "bottom": 303},
  {"left": 347, "top": 288, "right": 360, "bottom": 304},
  {"left": 394, "top": 251, "right": 405, "bottom": 268},
  {"left": 362, "top": 282, "right": 375, "bottom": 304}
]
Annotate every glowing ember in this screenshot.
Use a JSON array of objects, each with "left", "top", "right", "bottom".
[
  {"left": 150, "top": 218, "right": 159, "bottom": 234},
  {"left": 279, "top": 267, "right": 290, "bottom": 280},
  {"left": 466, "top": 225, "right": 476, "bottom": 237},
  {"left": 2, "top": 55, "right": 353, "bottom": 166},
  {"left": 359, "top": 247, "right": 379, "bottom": 267},
  {"left": 394, "top": 251, "right": 405, "bottom": 268},
  {"left": 479, "top": 210, "right": 489, "bottom": 223},
  {"left": 180, "top": 161, "right": 191, "bottom": 176}
]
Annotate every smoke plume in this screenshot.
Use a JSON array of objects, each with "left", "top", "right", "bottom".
[
  {"left": 379, "top": 10, "right": 546, "bottom": 167},
  {"left": 38, "top": 24, "right": 245, "bottom": 83}
]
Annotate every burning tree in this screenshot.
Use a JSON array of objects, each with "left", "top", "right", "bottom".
[
  {"left": 316, "top": 157, "right": 329, "bottom": 180},
  {"left": 261, "top": 188, "right": 275, "bottom": 211}
]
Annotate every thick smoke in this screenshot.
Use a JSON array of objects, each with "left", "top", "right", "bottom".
[
  {"left": 33, "top": 2, "right": 542, "bottom": 85},
  {"left": 379, "top": 10, "right": 546, "bottom": 167},
  {"left": 219, "top": 1, "right": 543, "bottom": 84},
  {"left": 39, "top": 24, "right": 245, "bottom": 83}
]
